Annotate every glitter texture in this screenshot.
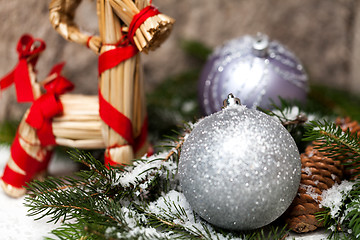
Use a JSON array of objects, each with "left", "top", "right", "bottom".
[
  {"left": 178, "top": 106, "right": 301, "bottom": 230},
  {"left": 198, "top": 34, "right": 308, "bottom": 115}
]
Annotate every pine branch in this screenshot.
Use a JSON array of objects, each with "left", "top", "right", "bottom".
[
  {"left": 25, "top": 136, "right": 182, "bottom": 238},
  {"left": 26, "top": 150, "right": 122, "bottom": 198},
  {"left": 25, "top": 129, "right": 291, "bottom": 240},
  {"left": 26, "top": 179, "right": 128, "bottom": 227},
  {"left": 44, "top": 223, "right": 84, "bottom": 240},
  {"left": 304, "top": 120, "right": 360, "bottom": 153},
  {"left": 137, "top": 194, "right": 208, "bottom": 239},
  {"left": 141, "top": 211, "right": 203, "bottom": 239},
  {"left": 315, "top": 181, "right": 360, "bottom": 239},
  {"left": 341, "top": 182, "right": 360, "bottom": 238},
  {"left": 303, "top": 120, "right": 360, "bottom": 177},
  {"left": 164, "top": 138, "right": 183, "bottom": 162},
  {"left": 248, "top": 226, "right": 289, "bottom": 240},
  {"left": 25, "top": 150, "right": 134, "bottom": 226}
]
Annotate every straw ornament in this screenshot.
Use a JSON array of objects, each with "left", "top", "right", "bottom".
[
  {"left": 48, "top": 0, "right": 174, "bottom": 165},
  {"left": 0, "top": 0, "right": 174, "bottom": 197}
]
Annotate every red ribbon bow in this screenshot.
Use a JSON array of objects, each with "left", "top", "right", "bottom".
[
  {"left": 0, "top": 34, "right": 46, "bottom": 102},
  {"left": 26, "top": 62, "right": 74, "bottom": 146}
]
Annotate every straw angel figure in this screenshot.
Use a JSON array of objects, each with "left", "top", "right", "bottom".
[{"left": 49, "top": 0, "right": 174, "bottom": 165}]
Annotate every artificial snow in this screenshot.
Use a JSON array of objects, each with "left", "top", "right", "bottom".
[
  {"left": 287, "top": 229, "right": 328, "bottom": 240},
  {"left": 145, "top": 190, "right": 239, "bottom": 240},
  {"left": 303, "top": 166, "right": 312, "bottom": 176},
  {"left": 0, "top": 144, "right": 79, "bottom": 240},
  {"left": 117, "top": 226, "right": 171, "bottom": 239},
  {"left": 301, "top": 184, "right": 321, "bottom": 203},
  {"left": 106, "top": 207, "right": 171, "bottom": 239},
  {"left": 272, "top": 106, "right": 302, "bottom": 120},
  {"left": 115, "top": 151, "right": 177, "bottom": 189},
  {"left": 320, "top": 180, "right": 355, "bottom": 219},
  {"left": 271, "top": 106, "right": 318, "bottom": 123}
]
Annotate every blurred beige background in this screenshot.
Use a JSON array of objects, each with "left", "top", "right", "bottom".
[{"left": 0, "top": 0, "right": 359, "bottom": 121}]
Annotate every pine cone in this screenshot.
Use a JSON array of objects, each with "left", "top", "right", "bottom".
[
  {"left": 336, "top": 117, "right": 360, "bottom": 137},
  {"left": 335, "top": 117, "right": 360, "bottom": 179},
  {"left": 284, "top": 145, "right": 343, "bottom": 233}
]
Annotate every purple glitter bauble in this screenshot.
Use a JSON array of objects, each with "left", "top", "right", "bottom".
[{"left": 198, "top": 34, "right": 308, "bottom": 115}]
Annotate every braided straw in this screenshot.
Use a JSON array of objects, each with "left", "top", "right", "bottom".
[
  {"left": 285, "top": 145, "right": 343, "bottom": 233},
  {"left": 109, "top": 0, "right": 175, "bottom": 53}
]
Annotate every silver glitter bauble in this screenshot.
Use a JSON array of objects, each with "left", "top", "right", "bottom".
[
  {"left": 178, "top": 98, "right": 301, "bottom": 230},
  {"left": 198, "top": 33, "right": 308, "bottom": 115}
]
